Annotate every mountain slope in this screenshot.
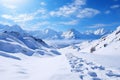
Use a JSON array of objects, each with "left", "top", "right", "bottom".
[
  {"left": 78, "top": 26, "right": 120, "bottom": 55},
  {"left": 0, "top": 24, "right": 61, "bottom": 59}
]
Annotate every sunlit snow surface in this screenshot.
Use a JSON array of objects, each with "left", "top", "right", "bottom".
[
  {"left": 0, "top": 26, "right": 120, "bottom": 80},
  {"left": 0, "top": 54, "right": 79, "bottom": 80}
]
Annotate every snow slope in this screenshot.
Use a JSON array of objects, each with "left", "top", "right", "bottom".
[
  {"left": 0, "top": 24, "right": 120, "bottom": 80},
  {"left": 78, "top": 26, "right": 120, "bottom": 56},
  {"left": 0, "top": 24, "right": 60, "bottom": 58}
]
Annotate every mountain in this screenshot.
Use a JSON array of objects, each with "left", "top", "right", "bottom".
[
  {"left": 0, "top": 24, "right": 25, "bottom": 33},
  {"left": 62, "top": 28, "right": 108, "bottom": 40},
  {"left": 85, "top": 28, "right": 106, "bottom": 35},
  {"left": 0, "top": 24, "right": 60, "bottom": 59},
  {"left": 62, "top": 29, "right": 81, "bottom": 39},
  {"left": 29, "top": 28, "right": 108, "bottom": 40},
  {"left": 28, "top": 28, "right": 62, "bottom": 40},
  {"left": 94, "top": 28, "right": 105, "bottom": 35},
  {"left": 43, "top": 28, "right": 62, "bottom": 39},
  {"left": 79, "top": 26, "right": 120, "bottom": 55}
]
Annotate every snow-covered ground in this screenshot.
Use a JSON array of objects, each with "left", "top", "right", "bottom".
[
  {"left": 0, "top": 25, "right": 120, "bottom": 80},
  {"left": 0, "top": 53, "right": 80, "bottom": 80},
  {"left": 1, "top": 48, "right": 120, "bottom": 80}
]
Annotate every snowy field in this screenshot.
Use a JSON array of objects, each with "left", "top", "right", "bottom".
[
  {"left": 0, "top": 46, "right": 120, "bottom": 80},
  {"left": 44, "top": 40, "right": 84, "bottom": 48},
  {"left": 0, "top": 26, "right": 120, "bottom": 80},
  {"left": 0, "top": 53, "right": 80, "bottom": 80}
]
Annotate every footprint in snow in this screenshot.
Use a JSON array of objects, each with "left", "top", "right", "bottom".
[{"left": 66, "top": 53, "right": 120, "bottom": 80}]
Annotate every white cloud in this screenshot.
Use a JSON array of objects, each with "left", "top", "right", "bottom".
[
  {"left": 88, "top": 23, "right": 120, "bottom": 29},
  {"left": 88, "top": 24, "right": 106, "bottom": 28},
  {"left": 3, "top": 4, "right": 17, "bottom": 9},
  {"left": 2, "top": 14, "right": 34, "bottom": 23},
  {"left": 0, "top": 0, "right": 28, "bottom": 9},
  {"left": 59, "top": 20, "right": 78, "bottom": 25},
  {"left": 105, "top": 10, "right": 111, "bottom": 14},
  {"left": 50, "top": 0, "right": 86, "bottom": 17},
  {"left": 40, "top": 2, "right": 46, "bottom": 6},
  {"left": 50, "top": 0, "right": 100, "bottom": 18},
  {"left": 1, "top": 8, "right": 48, "bottom": 23},
  {"left": 110, "top": 5, "right": 120, "bottom": 9},
  {"left": 77, "top": 8, "right": 100, "bottom": 18},
  {"left": 26, "top": 21, "right": 50, "bottom": 31},
  {"left": 33, "top": 21, "right": 50, "bottom": 27},
  {"left": 33, "top": 8, "right": 47, "bottom": 17},
  {"left": 0, "top": 21, "right": 12, "bottom": 26}
]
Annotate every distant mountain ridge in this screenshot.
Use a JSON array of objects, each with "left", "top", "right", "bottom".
[
  {"left": 0, "top": 24, "right": 110, "bottom": 40},
  {"left": 29, "top": 28, "right": 110, "bottom": 40}
]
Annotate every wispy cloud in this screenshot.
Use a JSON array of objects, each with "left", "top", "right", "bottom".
[
  {"left": 110, "top": 5, "right": 120, "bottom": 9},
  {"left": 40, "top": 2, "right": 46, "bottom": 6},
  {"left": 2, "top": 14, "right": 34, "bottom": 23},
  {"left": 105, "top": 10, "right": 111, "bottom": 14},
  {"left": 88, "top": 23, "right": 120, "bottom": 29},
  {"left": 88, "top": 24, "right": 106, "bottom": 28},
  {"left": 0, "top": 21, "right": 12, "bottom": 26},
  {"left": 1, "top": 7, "right": 48, "bottom": 23},
  {"left": 50, "top": 0, "right": 100, "bottom": 18},
  {"left": 77, "top": 8, "right": 100, "bottom": 18},
  {"left": 3, "top": 4, "right": 17, "bottom": 9},
  {"left": 59, "top": 20, "right": 78, "bottom": 25},
  {"left": 49, "top": 0, "right": 85, "bottom": 17}
]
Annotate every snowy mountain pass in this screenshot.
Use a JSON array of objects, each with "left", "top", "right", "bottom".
[{"left": 0, "top": 53, "right": 79, "bottom": 80}]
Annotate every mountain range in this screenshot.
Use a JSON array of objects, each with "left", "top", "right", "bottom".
[
  {"left": 0, "top": 24, "right": 110, "bottom": 40},
  {"left": 28, "top": 28, "right": 110, "bottom": 40},
  {"left": 0, "top": 24, "right": 60, "bottom": 59}
]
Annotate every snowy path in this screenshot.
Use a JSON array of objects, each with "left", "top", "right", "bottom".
[
  {"left": 0, "top": 50, "right": 120, "bottom": 80},
  {"left": 66, "top": 53, "right": 120, "bottom": 80},
  {"left": 0, "top": 54, "right": 79, "bottom": 80}
]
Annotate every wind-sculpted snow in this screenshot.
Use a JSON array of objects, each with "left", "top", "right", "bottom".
[{"left": 0, "top": 52, "right": 21, "bottom": 60}]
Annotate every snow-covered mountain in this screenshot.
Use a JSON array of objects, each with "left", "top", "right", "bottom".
[
  {"left": 62, "top": 29, "right": 81, "bottom": 39},
  {"left": 0, "top": 24, "right": 60, "bottom": 59},
  {"left": 62, "top": 28, "right": 108, "bottom": 40},
  {"left": 85, "top": 28, "right": 106, "bottom": 35},
  {"left": 94, "top": 28, "right": 105, "bottom": 35},
  {"left": 29, "top": 28, "right": 109, "bottom": 40},
  {"left": 78, "top": 26, "right": 120, "bottom": 55},
  {"left": 29, "top": 28, "right": 62, "bottom": 40},
  {"left": 0, "top": 24, "right": 120, "bottom": 80},
  {"left": 0, "top": 24, "right": 25, "bottom": 33}
]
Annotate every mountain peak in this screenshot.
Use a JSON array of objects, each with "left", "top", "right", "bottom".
[{"left": 94, "top": 28, "right": 105, "bottom": 35}]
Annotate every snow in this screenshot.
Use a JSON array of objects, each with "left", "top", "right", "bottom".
[
  {"left": 28, "top": 27, "right": 108, "bottom": 40},
  {"left": 0, "top": 24, "right": 120, "bottom": 80},
  {"left": 0, "top": 54, "right": 79, "bottom": 80},
  {"left": 94, "top": 28, "right": 105, "bottom": 35}
]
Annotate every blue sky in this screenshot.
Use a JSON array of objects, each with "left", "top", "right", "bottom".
[{"left": 0, "top": 0, "right": 120, "bottom": 32}]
